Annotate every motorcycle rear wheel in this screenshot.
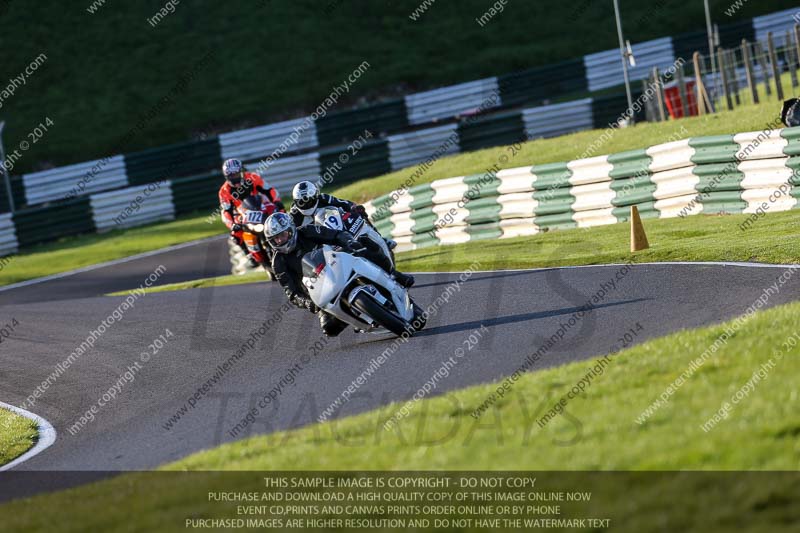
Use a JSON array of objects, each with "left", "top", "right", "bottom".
[{"left": 351, "top": 292, "right": 410, "bottom": 337}]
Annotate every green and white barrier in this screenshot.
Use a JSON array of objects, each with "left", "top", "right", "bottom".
[{"left": 366, "top": 125, "right": 800, "bottom": 252}]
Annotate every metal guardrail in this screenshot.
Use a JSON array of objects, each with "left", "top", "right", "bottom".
[
  {"left": 219, "top": 117, "right": 318, "bottom": 163},
  {"left": 387, "top": 123, "right": 460, "bottom": 171},
  {"left": 0, "top": 213, "right": 17, "bottom": 255},
  {"left": 22, "top": 155, "right": 127, "bottom": 206},
  {"left": 404, "top": 78, "right": 501, "bottom": 125},
  {"left": 252, "top": 151, "right": 321, "bottom": 197},
  {"left": 585, "top": 37, "right": 677, "bottom": 92},
  {"left": 522, "top": 98, "right": 594, "bottom": 140},
  {"left": 90, "top": 183, "right": 175, "bottom": 232},
  {"left": 754, "top": 8, "right": 799, "bottom": 45}
]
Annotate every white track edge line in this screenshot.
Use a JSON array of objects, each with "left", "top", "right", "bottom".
[
  {"left": 409, "top": 261, "right": 800, "bottom": 275},
  {"left": 0, "top": 235, "right": 226, "bottom": 293},
  {"left": 0, "top": 401, "right": 57, "bottom": 471}
]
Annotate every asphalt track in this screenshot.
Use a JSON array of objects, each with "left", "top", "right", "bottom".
[{"left": 1, "top": 238, "right": 799, "bottom": 492}]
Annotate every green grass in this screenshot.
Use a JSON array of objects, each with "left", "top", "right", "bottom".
[
  {"left": 96, "top": 209, "right": 800, "bottom": 295},
  {"left": 1, "top": 1, "right": 792, "bottom": 172},
  {"left": 106, "top": 271, "right": 265, "bottom": 296},
  {"left": 0, "top": 82, "right": 789, "bottom": 287},
  {"left": 332, "top": 100, "right": 784, "bottom": 203},
  {"left": 2, "top": 299, "right": 800, "bottom": 531},
  {"left": 395, "top": 209, "right": 800, "bottom": 272},
  {"left": 173, "top": 300, "right": 800, "bottom": 470},
  {"left": 0, "top": 407, "right": 37, "bottom": 467},
  {"left": 0, "top": 212, "right": 225, "bottom": 287}
]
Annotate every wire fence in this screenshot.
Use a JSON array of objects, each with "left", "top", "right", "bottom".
[{"left": 643, "top": 26, "right": 800, "bottom": 121}]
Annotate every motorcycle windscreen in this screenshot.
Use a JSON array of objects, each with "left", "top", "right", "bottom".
[{"left": 301, "top": 249, "right": 327, "bottom": 279}]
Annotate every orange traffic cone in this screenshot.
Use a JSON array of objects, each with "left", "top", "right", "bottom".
[{"left": 630, "top": 205, "right": 650, "bottom": 252}]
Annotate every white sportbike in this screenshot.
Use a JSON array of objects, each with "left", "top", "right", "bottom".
[
  {"left": 313, "top": 207, "right": 395, "bottom": 269},
  {"left": 301, "top": 245, "right": 425, "bottom": 337}
]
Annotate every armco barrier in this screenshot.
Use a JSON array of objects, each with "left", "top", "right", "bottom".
[
  {"left": 316, "top": 99, "right": 408, "bottom": 146},
  {"left": 254, "top": 152, "right": 321, "bottom": 194},
  {"left": 170, "top": 171, "right": 220, "bottom": 215},
  {"left": 498, "top": 58, "right": 587, "bottom": 108},
  {"left": 124, "top": 138, "right": 221, "bottom": 186},
  {"left": 366, "top": 126, "right": 800, "bottom": 252},
  {"left": 0, "top": 213, "right": 18, "bottom": 256},
  {"left": 457, "top": 111, "right": 527, "bottom": 153},
  {"left": 91, "top": 182, "right": 175, "bottom": 232},
  {"left": 319, "top": 139, "right": 391, "bottom": 185},
  {"left": 219, "top": 117, "right": 318, "bottom": 163},
  {"left": 22, "top": 155, "right": 127, "bottom": 206},
  {"left": 585, "top": 37, "right": 676, "bottom": 92},
  {"left": 404, "top": 78, "right": 502, "bottom": 126},
  {"left": 387, "top": 124, "right": 460, "bottom": 171},
  {"left": 522, "top": 98, "right": 594, "bottom": 140},
  {"left": 12, "top": 197, "right": 94, "bottom": 248},
  {"left": 753, "top": 9, "right": 795, "bottom": 45}
]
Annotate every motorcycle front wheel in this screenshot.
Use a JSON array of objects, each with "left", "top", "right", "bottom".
[{"left": 351, "top": 292, "right": 410, "bottom": 337}]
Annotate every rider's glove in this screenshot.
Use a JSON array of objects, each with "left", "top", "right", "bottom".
[
  {"left": 340, "top": 236, "right": 366, "bottom": 255},
  {"left": 231, "top": 223, "right": 243, "bottom": 233},
  {"left": 352, "top": 204, "right": 367, "bottom": 217}
]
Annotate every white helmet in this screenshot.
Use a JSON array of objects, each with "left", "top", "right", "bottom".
[
  {"left": 222, "top": 158, "right": 245, "bottom": 186},
  {"left": 292, "top": 181, "right": 320, "bottom": 215},
  {"left": 264, "top": 212, "right": 297, "bottom": 253}
]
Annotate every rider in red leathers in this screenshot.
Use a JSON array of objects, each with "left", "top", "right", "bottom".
[{"left": 219, "top": 158, "right": 285, "bottom": 266}]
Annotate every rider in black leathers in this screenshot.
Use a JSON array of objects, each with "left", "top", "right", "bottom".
[{"left": 266, "top": 213, "right": 398, "bottom": 337}]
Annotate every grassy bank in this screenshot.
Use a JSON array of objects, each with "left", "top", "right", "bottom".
[
  {"left": 395, "top": 209, "right": 800, "bottom": 272},
  {"left": 107, "top": 210, "right": 800, "bottom": 295},
  {"left": 173, "top": 299, "right": 800, "bottom": 470},
  {"left": 0, "top": 212, "right": 225, "bottom": 287},
  {"left": 2, "top": 299, "right": 799, "bottom": 531},
  {"left": 106, "top": 271, "right": 265, "bottom": 296},
  {"left": 0, "top": 407, "right": 37, "bottom": 467},
  {"left": 3, "top": 1, "right": 790, "bottom": 171},
  {"left": 0, "top": 94, "right": 791, "bottom": 287}
]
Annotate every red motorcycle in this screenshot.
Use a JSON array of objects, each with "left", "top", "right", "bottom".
[{"left": 234, "top": 195, "right": 280, "bottom": 275}]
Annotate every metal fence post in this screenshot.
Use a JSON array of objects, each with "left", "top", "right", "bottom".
[
  {"left": 718, "top": 47, "right": 733, "bottom": 111},
  {"left": 727, "top": 49, "right": 741, "bottom": 106},
  {"left": 613, "top": 0, "right": 634, "bottom": 124},
  {"left": 742, "top": 40, "right": 759, "bottom": 104},
  {"left": 767, "top": 32, "right": 784, "bottom": 101},
  {"left": 754, "top": 41, "right": 772, "bottom": 97},
  {"left": 787, "top": 29, "right": 799, "bottom": 89},
  {"left": 795, "top": 25, "right": 800, "bottom": 74},
  {"left": 652, "top": 67, "right": 667, "bottom": 121}
]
